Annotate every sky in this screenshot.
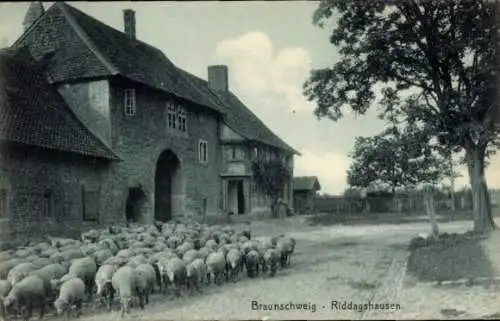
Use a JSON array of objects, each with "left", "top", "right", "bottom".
[{"left": 0, "top": 1, "right": 499, "bottom": 195}]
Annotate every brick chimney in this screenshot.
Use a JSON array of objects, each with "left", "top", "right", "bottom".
[
  {"left": 123, "top": 9, "right": 136, "bottom": 39},
  {"left": 207, "top": 65, "right": 228, "bottom": 92}
]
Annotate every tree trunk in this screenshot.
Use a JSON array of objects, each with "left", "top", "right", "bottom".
[
  {"left": 466, "top": 146, "right": 496, "bottom": 232},
  {"left": 424, "top": 191, "right": 439, "bottom": 239},
  {"left": 270, "top": 197, "right": 279, "bottom": 218},
  {"left": 449, "top": 152, "right": 456, "bottom": 212}
]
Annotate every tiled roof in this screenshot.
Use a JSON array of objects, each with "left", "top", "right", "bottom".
[
  {"left": 0, "top": 46, "right": 119, "bottom": 160},
  {"left": 293, "top": 176, "right": 321, "bottom": 191},
  {"left": 177, "top": 68, "right": 300, "bottom": 155},
  {"left": 14, "top": 2, "right": 224, "bottom": 114},
  {"left": 13, "top": 2, "right": 297, "bottom": 155}
]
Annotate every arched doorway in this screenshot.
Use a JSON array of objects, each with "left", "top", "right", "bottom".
[
  {"left": 155, "top": 150, "right": 181, "bottom": 222},
  {"left": 125, "top": 187, "right": 146, "bottom": 223}
]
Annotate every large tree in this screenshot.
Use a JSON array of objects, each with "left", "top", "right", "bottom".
[
  {"left": 347, "top": 125, "right": 444, "bottom": 194},
  {"left": 304, "top": 0, "right": 500, "bottom": 231}
]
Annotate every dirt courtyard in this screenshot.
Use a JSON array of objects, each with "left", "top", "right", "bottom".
[{"left": 65, "top": 215, "right": 500, "bottom": 321}]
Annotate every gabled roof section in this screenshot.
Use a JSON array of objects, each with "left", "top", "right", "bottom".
[
  {"left": 23, "top": 1, "right": 45, "bottom": 25},
  {"left": 0, "top": 46, "right": 119, "bottom": 160},
  {"left": 177, "top": 68, "right": 300, "bottom": 155},
  {"left": 14, "top": 2, "right": 224, "bottom": 114},
  {"left": 293, "top": 176, "right": 321, "bottom": 191}
]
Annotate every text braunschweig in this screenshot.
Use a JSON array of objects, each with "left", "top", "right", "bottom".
[{"left": 251, "top": 301, "right": 317, "bottom": 313}]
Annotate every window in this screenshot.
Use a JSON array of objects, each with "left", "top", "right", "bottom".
[
  {"left": 177, "top": 106, "right": 187, "bottom": 132},
  {"left": 82, "top": 187, "right": 99, "bottom": 221},
  {"left": 252, "top": 182, "right": 258, "bottom": 193},
  {"left": 167, "top": 102, "right": 176, "bottom": 129},
  {"left": 253, "top": 147, "right": 259, "bottom": 159},
  {"left": 124, "top": 88, "right": 136, "bottom": 116},
  {"left": 231, "top": 145, "right": 236, "bottom": 159},
  {"left": 0, "top": 189, "right": 7, "bottom": 218},
  {"left": 167, "top": 101, "right": 187, "bottom": 133},
  {"left": 42, "top": 189, "right": 53, "bottom": 217},
  {"left": 199, "top": 140, "right": 208, "bottom": 163}
]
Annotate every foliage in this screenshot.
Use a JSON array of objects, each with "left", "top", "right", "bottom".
[
  {"left": 304, "top": 0, "right": 499, "bottom": 231},
  {"left": 343, "top": 187, "right": 364, "bottom": 199},
  {"left": 305, "top": 0, "right": 499, "bottom": 156},
  {"left": 252, "top": 159, "right": 292, "bottom": 202},
  {"left": 347, "top": 123, "right": 444, "bottom": 193}
]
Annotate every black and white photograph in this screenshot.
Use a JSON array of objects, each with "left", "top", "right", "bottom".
[{"left": 0, "top": 1, "right": 499, "bottom": 320}]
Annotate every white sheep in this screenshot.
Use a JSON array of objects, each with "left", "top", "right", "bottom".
[
  {"left": 135, "top": 264, "right": 156, "bottom": 307},
  {"left": 205, "top": 252, "right": 226, "bottom": 286},
  {"left": 225, "top": 248, "right": 242, "bottom": 282},
  {"left": 54, "top": 277, "right": 86, "bottom": 321},
  {"left": 111, "top": 265, "right": 137, "bottom": 317},
  {"left": 185, "top": 258, "right": 207, "bottom": 292},
  {"left": 276, "top": 236, "right": 296, "bottom": 267},
  {"left": 1, "top": 275, "right": 46, "bottom": 321},
  {"left": 94, "top": 264, "right": 117, "bottom": 311},
  {"left": 67, "top": 257, "right": 98, "bottom": 299},
  {"left": 262, "top": 248, "right": 280, "bottom": 277},
  {"left": 182, "top": 249, "right": 201, "bottom": 265},
  {"left": 0, "top": 280, "right": 11, "bottom": 297},
  {"left": 7, "top": 262, "right": 36, "bottom": 287},
  {"left": 245, "top": 250, "right": 260, "bottom": 278}
]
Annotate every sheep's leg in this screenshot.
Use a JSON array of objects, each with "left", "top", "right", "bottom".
[
  {"left": 172, "top": 282, "right": 179, "bottom": 297},
  {"left": 107, "top": 291, "right": 114, "bottom": 312},
  {"left": 139, "top": 294, "right": 144, "bottom": 310},
  {"left": 23, "top": 303, "right": 32, "bottom": 321},
  {"left": 120, "top": 304, "right": 125, "bottom": 318},
  {"left": 38, "top": 299, "right": 44, "bottom": 321},
  {"left": 75, "top": 301, "right": 83, "bottom": 318},
  {"left": 161, "top": 276, "right": 168, "bottom": 295}
]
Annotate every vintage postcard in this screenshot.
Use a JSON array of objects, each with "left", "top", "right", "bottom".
[{"left": 0, "top": 1, "right": 499, "bottom": 320}]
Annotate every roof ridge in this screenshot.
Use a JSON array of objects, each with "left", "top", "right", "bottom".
[
  {"left": 176, "top": 68, "right": 227, "bottom": 114},
  {"left": 56, "top": 2, "right": 119, "bottom": 76},
  {"left": 227, "top": 92, "right": 299, "bottom": 154},
  {"left": 174, "top": 69, "right": 273, "bottom": 144},
  {"left": 178, "top": 71, "right": 226, "bottom": 115}
]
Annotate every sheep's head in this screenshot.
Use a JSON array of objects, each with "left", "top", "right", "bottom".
[
  {"left": 50, "top": 279, "right": 61, "bottom": 293},
  {"left": 2, "top": 294, "right": 16, "bottom": 309},
  {"left": 54, "top": 298, "right": 69, "bottom": 315}
]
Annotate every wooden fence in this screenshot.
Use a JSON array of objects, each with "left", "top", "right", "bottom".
[{"left": 314, "top": 189, "right": 482, "bottom": 214}]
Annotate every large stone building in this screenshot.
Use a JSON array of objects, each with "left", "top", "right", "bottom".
[{"left": 0, "top": 2, "right": 298, "bottom": 247}]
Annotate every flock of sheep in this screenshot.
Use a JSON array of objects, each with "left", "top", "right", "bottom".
[{"left": 0, "top": 220, "right": 296, "bottom": 321}]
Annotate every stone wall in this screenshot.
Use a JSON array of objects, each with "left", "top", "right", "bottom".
[
  {"left": 0, "top": 143, "right": 113, "bottom": 249},
  {"left": 107, "top": 78, "right": 223, "bottom": 223}
]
